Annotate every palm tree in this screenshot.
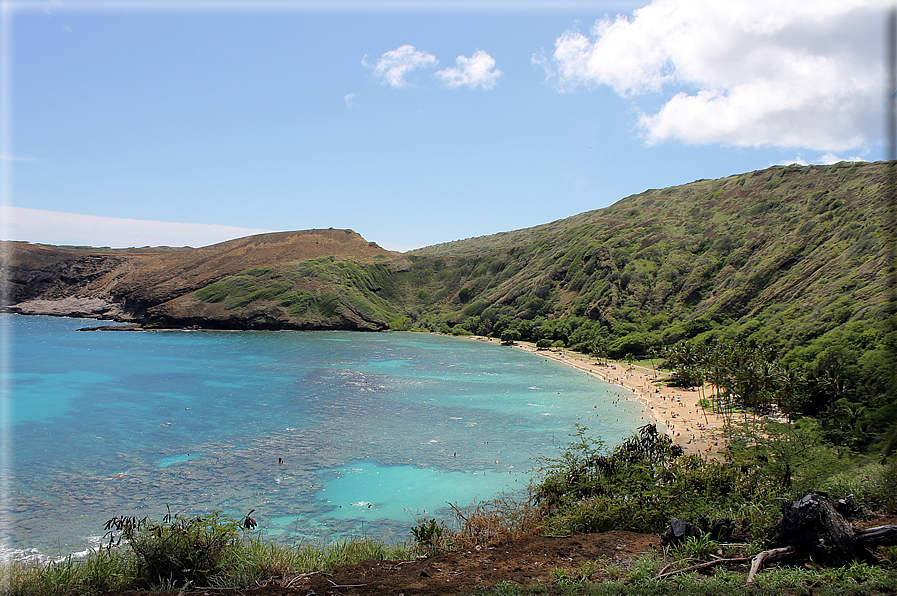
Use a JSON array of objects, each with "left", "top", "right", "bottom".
[
  {"left": 778, "top": 367, "right": 807, "bottom": 420},
  {"left": 647, "top": 347, "right": 658, "bottom": 379}
]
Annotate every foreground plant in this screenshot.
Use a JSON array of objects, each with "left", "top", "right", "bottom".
[
  {"left": 102, "top": 508, "right": 250, "bottom": 588},
  {"left": 411, "top": 518, "right": 448, "bottom": 556},
  {"left": 533, "top": 424, "right": 750, "bottom": 535},
  {"left": 0, "top": 529, "right": 414, "bottom": 596},
  {"left": 0, "top": 549, "right": 137, "bottom": 596}
]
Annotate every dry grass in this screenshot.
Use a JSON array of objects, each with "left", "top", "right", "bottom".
[{"left": 448, "top": 495, "right": 544, "bottom": 550}]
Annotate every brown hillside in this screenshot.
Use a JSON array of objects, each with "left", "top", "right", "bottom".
[{"left": 2, "top": 229, "right": 396, "bottom": 320}]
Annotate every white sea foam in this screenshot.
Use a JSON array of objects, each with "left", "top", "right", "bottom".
[
  {"left": 0, "top": 535, "right": 102, "bottom": 564},
  {"left": 0, "top": 545, "right": 45, "bottom": 564}
]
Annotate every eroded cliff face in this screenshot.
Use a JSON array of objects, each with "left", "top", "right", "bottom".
[
  {"left": 1, "top": 229, "right": 397, "bottom": 330},
  {"left": 2, "top": 245, "right": 137, "bottom": 318}
]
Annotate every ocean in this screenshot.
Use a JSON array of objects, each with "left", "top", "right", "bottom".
[{"left": 0, "top": 313, "right": 647, "bottom": 561}]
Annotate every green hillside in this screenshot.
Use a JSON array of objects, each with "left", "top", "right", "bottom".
[
  {"left": 195, "top": 161, "right": 889, "bottom": 366},
  {"left": 412, "top": 161, "right": 890, "bottom": 348}
]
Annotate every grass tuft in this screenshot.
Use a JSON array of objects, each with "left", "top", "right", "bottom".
[{"left": 0, "top": 535, "right": 414, "bottom": 596}]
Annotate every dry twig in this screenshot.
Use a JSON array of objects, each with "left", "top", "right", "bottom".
[
  {"left": 746, "top": 547, "right": 797, "bottom": 585},
  {"left": 327, "top": 578, "right": 367, "bottom": 588},
  {"left": 655, "top": 556, "right": 752, "bottom": 580}
]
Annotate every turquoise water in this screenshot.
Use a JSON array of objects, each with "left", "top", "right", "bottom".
[{"left": 0, "top": 314, "right": 648, "bottom": 560}]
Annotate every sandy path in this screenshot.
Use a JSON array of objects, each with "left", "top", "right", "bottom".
[{"left": 468, "top": 336, "right": 727, "bottom": 457}]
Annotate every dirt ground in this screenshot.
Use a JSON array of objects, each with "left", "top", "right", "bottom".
[{"left": 99, "top": 531, "right": 658, "bottom": 596}]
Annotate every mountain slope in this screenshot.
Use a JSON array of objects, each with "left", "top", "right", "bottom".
[
  {"left": 3, "top": 162, "right": 891, "bottom": 342},
  {"left": 405, "top": 161, "right": 891, "bottom": 347}
]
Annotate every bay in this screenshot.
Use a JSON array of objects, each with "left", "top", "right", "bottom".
[{"left": 0, "top": 313, "right": 648, "bottom": 561}]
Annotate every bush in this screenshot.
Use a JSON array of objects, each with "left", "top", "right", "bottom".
[
  {"left": 389, "top": 316, "right": 412, "bottom": 331},
  {"left": 448, "top": 495, "right": 542, "bottom": 550},
  {"left": 500, "top": 329, "right": 520, "bottom": 344},
  {"left": 411, "top": 518, "right": 448, "bottom": 556},
  {"left": 104, "top": 510, "right": 247, "bottom": 587},
  {"left": 533, "top": 424, "right": 754, "bottom": 535}
]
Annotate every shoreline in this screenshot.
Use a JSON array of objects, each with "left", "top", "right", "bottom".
[{"left": 468, "top": 336, "right": 727, "bottom": 457}]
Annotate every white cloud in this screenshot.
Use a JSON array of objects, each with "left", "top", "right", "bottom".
[
  {"left": 544, "top": 0, "right": 887, "bottom": 151},
  {"left": 778, "top": 156, "right": 810, "bottom": 166},
  {"left": 377, "top": 240, "right": 423, "bottom": 252},
  {"left": 0, "top": 155, "right": 35, "bottom": 162},
  {"left": 344, "top": 92, "right": 356, "bottom": 109},
  {"left": 435, "top": 50, "right": 503, "bottom": 90},
  {"left": 815, "top": 152, "right": 868, "bottom": 165},
  {"left": 0, "top": 206, "right": 274, "bottom": 248},
  {"left": 776, "top": 153, "right": 868, "bottom": 166},
  {"left": 364, "top": 45, "right": 438, "bottom": 88}
]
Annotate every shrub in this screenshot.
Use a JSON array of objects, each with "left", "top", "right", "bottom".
[
  {"left": 532, "top": 424, "right": 756, "bottom": 534},
  {"left": 448, "top": 495, "right": 541, "bottom": 550},
  {"left": 104, "top": 510, "right": 247, "bottom": 588},
  {"left": 411, "top": 518, "right": 448, "bottom": 556},
  {"left": 389, "top": 316, "right": 412, "bottom": 331}
]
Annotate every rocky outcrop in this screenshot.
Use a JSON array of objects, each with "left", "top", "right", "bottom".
[{"left": 8, "top": 296, "right": 128, "bottom": 319}]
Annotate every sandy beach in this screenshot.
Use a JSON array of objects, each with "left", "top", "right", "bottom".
[{"left": 469, "top": 336, "right": 727, "bottom": 457}]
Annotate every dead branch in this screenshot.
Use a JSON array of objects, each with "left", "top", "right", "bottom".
[
  {"left": 655, "top": 556, "right": 752, "bottom": 579},
  {"left": 854, "top": 525, "right": 897, "bottom": 547},
  {"left": 447, "top": 501, "right": 469, "bottom": 523},
  {"left": 657, "top": 493, "right": 897, "bottom": 585},
  {"left": 777, "top": 492, "right": 897, "bottom": 565},
  {"left": 281, "top": 570, "right": 324, "bottom": 588},
  {"left": 746, "top": 546, "right": 796, "bottom": 584},
  {"left": 327, "top": 578, "right": 368, "bottom": 588}
]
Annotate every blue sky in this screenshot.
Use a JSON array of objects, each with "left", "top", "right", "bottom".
[{"left": 1, "top": 0, "right": 890, "bottom": 251}]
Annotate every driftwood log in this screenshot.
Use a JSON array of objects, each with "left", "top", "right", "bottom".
[
  {"left": 660, "top": 491, "right": 897, "bottom": 584},
  {"left": 776, "top": 491, "right": 897, "bottom": 565},
  {"left": 777, "top": 490, "right": 860, "bottom": 566}
]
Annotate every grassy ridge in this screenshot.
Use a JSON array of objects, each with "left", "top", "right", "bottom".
[
  {"left": 188, "top": 259, "right": 400, "bottom": 328},
  {"left": 192, "top": 161, "right": 892, "bottom": 348},
  {"left": 413, "top": 161, "right": 890, "bottom": 337}
]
